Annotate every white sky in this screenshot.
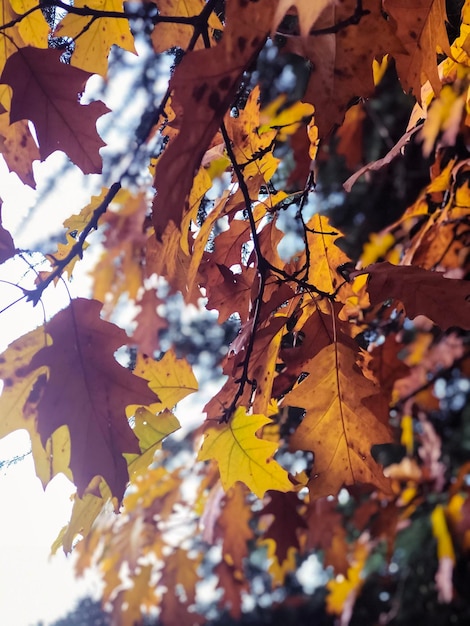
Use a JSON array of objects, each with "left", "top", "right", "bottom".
[
  {"left": 0, "top": 154, "right": 105, "bottom": 625},
  {"left": 0, "top": 38, "right": 173, "bottom": 624}
]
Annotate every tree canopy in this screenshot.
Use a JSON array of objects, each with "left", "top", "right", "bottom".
[{"left": 1, "top": 0, "right": 470, "bottom": 624}]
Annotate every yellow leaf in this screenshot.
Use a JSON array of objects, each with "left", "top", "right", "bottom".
[
  {"left": 125, "top": 408, "right": 181, "bottom": 475},
  {"left": 52, "top": 478, "right": 113, "bottom": 554},
  {"left": 128, "top": 350, "right": 198, "bottom": 414},
  {"left": 56, "top": 0, "right": 136, "bottom": 75},
  {"left": 326, "top": 540, "right": 369, "bottom": 616},
  {"left": 373, "top": 55, "right": 389, "bottom": 85},
  {"left": 0, "top": 327, "right": 72, "bottom": 487},
  {"left": 151, "top": 0, "right": 223, "bottom": 53},
  {"left": 431, "top": 504, "right": 455, "bottom": 561},
  {"left": 259, "top": 97, "right": 315, "bottom": 142},
  {"left": 197, "top": 406, "right": 292, "bottom": 499},
  {"left": 400, "top": 414, "right": 414, "bottom": 456},
  {"left": 420, "top": 84, "right": 466, "bottom": 157},
  {"left": 262, "top": 539, "right": 297, "bottom": 586},
  {"left": 9, "top": 0, "right": 50, "bottom": 47}
]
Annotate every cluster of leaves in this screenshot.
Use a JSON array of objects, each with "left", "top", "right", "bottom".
[{"left": 1, "top": 0, "right": 470, "bottom": 624}]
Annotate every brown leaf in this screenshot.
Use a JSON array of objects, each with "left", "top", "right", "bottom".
[
  {"left": 159, "top": 548, "right": 203, "bottom": 626},
  {"left": 260, "top": 491, "right": 306, "bottom": 564},
  {"left": 355, "top": 262, "right": 470, "bottom": 330},
  {"left": 151, "top": 0, "right": 275, "bottom": 238},
  {"left": 1, "top": 47, "right": 109, "bottom": 174},
  {"left": 384, "top": 0, "right": 450, "bottom": 97},
  {"left": 215, "top": 560, "right": 249, "bottom": 620},
  {"left": 24, "top": 299, "right": 158, "bottom": 499},
  {"left": 216, "top": 483, "right": 254, "bottom": 573},
  {"left": 305, "top": 497, "right": 349, "bottom": 574},
  {"left": 286, "top": 0, "right": 403, "bottom": 136},
  {"left": 271, "top": 0, "right": 336, "bottom": 37},
  {"left": 131, "top": 289, "right": 168, "bottom": 356}
]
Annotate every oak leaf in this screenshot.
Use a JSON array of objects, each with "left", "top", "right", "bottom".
[
  {"left": 52, "top": 478, "right": 113, "bottom": 554},
  {"left": 216, "top": 483, "right": 254, "bottom": 573},
  {"left": 112, "top": 565, "right": 157, "bottom": 626},
  {"left": 56, "top": 0, "right": 136, "bottom": 75},
  {"left": 286, "top": 342, "right": 393, "bottom": 498},
  {"left": 384, "top": 0, "right": 450, "bottom": 97},
  {"left": 159, "top": 548, "right": 203, "bottom": 626},
  {"left": 9, "top": 0, "right": 50, "bottom": 47},
  {"left": 151, "top": 0, "right": 276, "bottom": 237},
  {"left": 215, "top": 560, "right": 248, "bottom": 620},
  {"left": 129, "top": 349, "right": 198, "bottom": 414},
  {"left": 286, "top": 0, "right": 403, "bottom": 136},
  {"left": 355, "top": 262, "right": 470, "bottom": 330},
  {"left": 271, "top": 0, "right": 335, "bottom": 37},
  {"left": 0, "top": 48, "right": 109, "bottom": 174},
  {"left": 131, "top": 289, "right": 168, "bottom": 356},
  {"left": 151, "top": 0, "right": 223, "bottom": 53},
  {"left": 198, "top": 406, "right": 292, "bottom": 499},
  {"left": 326, "top": 538, "right": 369, "bottom": 617},
  {"left": 0, "top": 326, "right": 73, "bottom": 487},
  {"left": 260, "top": 491, "right": 306, "bottom": 564},
  {"left": 0, "top": 114, "right": 39, "bottom": 187},
  {"left": 126, "top": 408, "right": 181, "bottom": 475},
  {"left": 23, "top": 299, "right": 159, "bottom": 499}
]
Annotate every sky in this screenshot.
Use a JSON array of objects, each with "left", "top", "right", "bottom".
[
  {"left": 0, "top": 153, "right": 106, "bottom": 625},
  {"left": 0, "top": 32, "right": 177, "bottom": 624}
]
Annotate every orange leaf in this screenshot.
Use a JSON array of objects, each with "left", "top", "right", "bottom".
[{"left": 286, "top": 342, "right": 392, "bottom": 498}]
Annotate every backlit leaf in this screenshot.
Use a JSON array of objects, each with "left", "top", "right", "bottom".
[
  {"left": 0, "top": 47, "right": 109, "bottom": 174},
  {"left": 197, "top": 406, "right": 292, "bottom": 499}
]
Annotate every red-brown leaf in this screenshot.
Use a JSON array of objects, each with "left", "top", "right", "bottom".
[
  {"left": 23, "top": 299, "right": 158, "bottom": 499},
  {"left": 356, "top": 262, "right": 470, "bottom": 330},
  {"left": 1, "top": 48, "right": 109, "bottom": 174}
]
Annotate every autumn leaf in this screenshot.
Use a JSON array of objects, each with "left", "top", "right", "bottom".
[
  {"left": 151, "top": 0, "right": 223, "bottom": 53},
  {"left": 286, "top": 342, "right": 393, "bottom": 498},
  {"left": 151, "top": 0, "right": 276, "bottom": 238},
  {"left": 0, "top": 47, "right": 109, "bottom": 174},
  {"left": 355, "top": 262, "right": 470, "bottom": 330},
  {"left": 216, "top": 483, "right": 254, "bottom": 573},
  {"left": 0, "top": 326, "right": 71, "bottom": 488},
  {"left": 385, "top": 0, "right": 450, "bottom": 97},
  {"left": 129, "top": 349, "right": 198, "bottom": 414},
  {"left": 126, "top": 408, "right": 181, "bottom": 475},
  {"left": 23, "top": 299, "right": 159, "bottom": 499},
  {"left": 52, "top": 478, "right": 113, "bottom": 554},
  {"left": 56, "top": 0, "right": 136, "bottom": 75},
  {"left": 271, "top": 0, "right": 335, "bottom": 37},
  {"left": 130, "top": 289, "right": 168, "bottom": 356},
  {"left": 159, "top": 548, "right": 203, "bottom": 626},
  {"left": 197, "top": 406, "right": 292, "bottom": 499},
  {"left": 0, "top": 114, "right": 40, "bottom": 187},
  {"left": 286, "top": 0, "right": 403, "bottom": 136},
  {"left": 326, "top": 538, "right": 370, "bottom": 617},
  {"left": 259, "top": 491, "right": 306, "bottom": 565},
  {"left": 9, "top": 0, "right": 50, "bottom": 47}
]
